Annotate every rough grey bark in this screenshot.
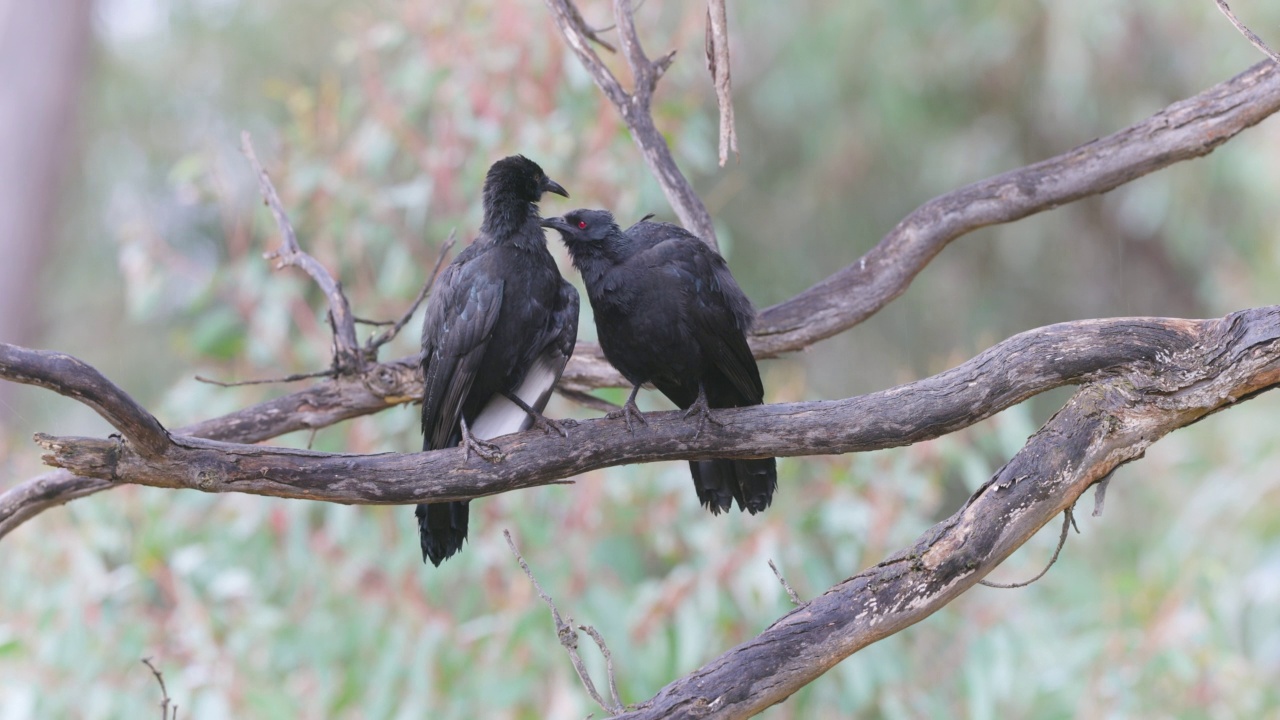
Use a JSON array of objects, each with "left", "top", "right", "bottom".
[
  {"left": 4, "top": 307, "right": 1280, "bottom": 718},
  {"left": 7, "top": 307, "right": 1279, "bottom": 507},
  {"left": 4, "top": 59, "right": 1280, "bottom": 542}
]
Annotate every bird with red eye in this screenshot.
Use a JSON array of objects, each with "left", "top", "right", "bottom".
[{"left": 542, "top": 208, "right": 777, "bottom": 518}]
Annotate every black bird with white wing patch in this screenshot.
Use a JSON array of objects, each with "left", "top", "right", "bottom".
[
  {"left": 543, "top": 209, "right": 777, "bottom": 515},
  {"left": 415, "top": 156, "right": 578, "bottom": 566}
]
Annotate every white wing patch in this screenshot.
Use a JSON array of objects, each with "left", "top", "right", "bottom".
[{"left": 469, "top": 353, "right": 561, "bottom": 440}]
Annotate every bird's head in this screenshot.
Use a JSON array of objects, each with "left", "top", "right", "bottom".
[
  {"left": 483, "top": 155, "right": 569, "bottom": 206},
  {"left": 541, "top": 209, "right": 618, "bottom": 249}
]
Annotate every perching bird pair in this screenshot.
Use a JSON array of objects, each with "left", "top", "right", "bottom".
[{"left": 415, "top": 156, "right": 776, "bottom": 566}]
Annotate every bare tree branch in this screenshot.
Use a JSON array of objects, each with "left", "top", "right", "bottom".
[
  {"left": 194, "top": 368, "right": 338, "bottom": 388},
  {"left": 0, "top": 344, "right": 170, "bottom": 458},
  {"left": 562, "top": 0, "right": 617, "bottom": 53},
  {"left": 1215, "top": 0, "right": 1280, "bottom": 63},
  {"left": 505, "top": 530, "right": 624, "bottom": 715},
  {"left": 767, "top": 559, "right": 802, "bottom": 606},
  {"left": 705, "top": 0, "right": 737, "bottom": 166},
  {"left": 4, "top": 60, "right": 1280, "bottom": 542},
  {"left": 977, "top": 507, "right": 1075, "bottom": 589},
  {"left": 241, "top": 131, "right": 364, "bottom": 373},
  {"left": 140, "top": 657, "right": 179, "bottom": 720},
  {"left": 6, "top": 307, "right": 1279, "bottom": 506},
  {"left": 544, "top": 0, "right": 718, "bottom": 247},
  {"left": 750, "top": 59, "right": 1280, "bottom": 356},
  {"left": 610, "top": 330, "right": 1280, "bottom": 718},
  {"left": 0, "top": 355, "right": 421, "bottom": 539},
  {"left": 6, "top": 305, "right": 1280, "bottom": 717}
]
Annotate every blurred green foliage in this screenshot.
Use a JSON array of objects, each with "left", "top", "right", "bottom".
[{"left": 3, "top": 0, "right": 1280, "bottom": 717}]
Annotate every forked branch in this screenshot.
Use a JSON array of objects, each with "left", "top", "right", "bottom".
[
  {"left": 4, "top": 54, "right": 1280, "bottom": 553},
  {"left": 242, "top": 132, "right": 364, "bottom": 373},
  {"left": 543, "top": 0, "right": 716, "bottom": 246},
  {"left": 5, "top": 307, "right": 1280, "bottom": 717}
]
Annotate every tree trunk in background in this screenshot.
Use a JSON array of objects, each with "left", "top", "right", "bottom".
[{"left": 0, "top": 0, "right": 93, "bottom": 416}]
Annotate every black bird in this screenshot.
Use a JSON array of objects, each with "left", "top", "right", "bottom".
[
  {"left": 415, "top": 156, "right": 579, "bottom": 566},
  {"left": 542, "top": 209, "right": 776, "bottom": 515}
]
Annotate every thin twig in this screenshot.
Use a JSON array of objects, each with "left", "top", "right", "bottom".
[
  {"left": 1092, "top": 469, "right": 1115, "bottom": 517},
  {"left": 578, "top": 624, "right": 623, "bottom": 712},
  {"left": 141, "top": 657, "right": 178, "bottom": 720},
  {"left": 366, "top": 230, "right": 457, "bottom": 352},
  {"left": 979, "top": 507, "right": 1075, "bottom": 589},
  {"left": 705, "top": 0, "right": 738, "bottom": 166},
  {"left": 353, "top": 316, "right": 395, "bottom": 327},
  {"left": 240, "top": 131, "right": 364, "bottom": 373},
  {"left": 194, "top": 368, "right": 338, "bottom": 388},
  {"left": 504, "top": 530, "right": 624, "bottom": 715},
  {"left": 563, "top": 0, "right": 617, "bottom": 52},
  {"left": 768, "top": 559, "right": 802, "bottom": 605},
  {"left": 1215, "top": 0, "right": 1280, "bottom": 63}
]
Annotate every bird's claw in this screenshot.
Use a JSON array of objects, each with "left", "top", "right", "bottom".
[
  {"left": 683, "top": 394, "right": 725, "bottom": 438},
  {"left": 460, "top": 420, "right": 504, "bottom": 463},
  {"left": 534, "top": 415, "right": 573, "bottom": 439},
  {"left": 607, "top": 399, "right": 648, "bottom": 433}
]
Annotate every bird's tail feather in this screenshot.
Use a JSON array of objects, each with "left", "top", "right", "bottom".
[
  {"left": 689, "top": 457, "right": 777, "bottom": 515},
  {"left": 415, "top": 500, "right": 470, "bottom": 566}
]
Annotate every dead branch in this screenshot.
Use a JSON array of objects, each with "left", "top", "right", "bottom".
[
  {"left": 5, "top": 307, "right": 1279, "bottom": 507},
  {"left": 6, "top": 305, "right": 1280, "bottom": 717},
  {"left": 977, "top": 507, "right": 1075, "bottom": 589},
  {"left": 505, "top": 530, "right": 624, "bottom": 715},
  {"left": 0, "top": 345, "right": 169, "bottom": 458},
  {"left": 1215, "top": 0, "right": 1280, "bottom": 63},
  {"left": 194, "top": 368, "right": 338, "bottom": 388},
  {"left": 705, "top": 0, "right": 737, "bottom": 166},
  {"left": 767, "top": 559, "right": 802, "bottom": 606},
  {"left": 140, "top": 657, "right": 179, "bottom": 720},
  {"left": 750, "top": 59, "right": 1280, "bottom": 356},
  {"left": 543, "top": 0, "right": 716, "bottom": 247},
  {"left": 610, "top": 336, "right": 1280, "bottom": 718},
  {"left": 241, "top": 131, "right": 364, "bottom": 373},
  {"left": 3, "top": 59, "right": 1280, "bottom": 545}
]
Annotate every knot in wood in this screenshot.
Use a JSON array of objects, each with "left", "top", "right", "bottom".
[{"left": 193, "top": 468, "right": 220, "bottom": 491}]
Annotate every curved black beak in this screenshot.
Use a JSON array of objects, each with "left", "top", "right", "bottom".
[
  {"left": 541, "top": 216, "right": 573, "bottom": 233},
  {"left": 544, "top": 178, "right": 569, "bottom": 198}
]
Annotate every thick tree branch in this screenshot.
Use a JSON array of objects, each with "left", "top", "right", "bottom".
[
  {"left": 6, "top": 308, "right": 1280, "bottom": 717},
  {"left": 4, "top": 60, "right": 1280, "bottom": 538},
  {"left": 0, "top": 344, "right": 170, "bottom": 458},
  {"left": 611, "top": 315, "right": 1280, "bottom": 719},
  {"left": 750, "top": 59, "right": 1280, "bottom": 356},
  {"left": 7, "top": 308, "right": 1279, "bottom": 508},
  {"left": 0, "top": 355, "right": 421, "bottom": 539}
]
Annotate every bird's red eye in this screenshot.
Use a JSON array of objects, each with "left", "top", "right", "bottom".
[{"left": 578, "top": 220, "right": 587, "bottom": 229}]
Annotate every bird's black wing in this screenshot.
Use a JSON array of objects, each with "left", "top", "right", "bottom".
[
  {"left": 639, "top": 234, "right": 763, "bottom": 404},
  {"left": 523, "top": 278, "right": 580, "bottom": 415},
  {"left": 420, "top": 246, "right": 505, "bottom": 450},
  {"left": 468, "top": 276, "right": 579, "bottom": 438}
]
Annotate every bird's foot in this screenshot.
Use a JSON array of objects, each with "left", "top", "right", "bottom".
[
  {"left": 607, "top": 399, "right": 648, "bottom": 433},
  {"left": 683, "top": 392, "right": 725, "bottom": 438},
  {"left": 460, "top": 419, "right": 504, "bottom": 463},
  {"left": 532, "top": 413, "right": 573, "bottom": 439}
]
